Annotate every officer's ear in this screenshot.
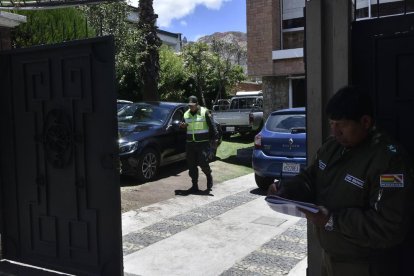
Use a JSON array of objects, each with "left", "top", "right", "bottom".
[{"left": 360, "top": 115, "right": 373, "bottom": 130}]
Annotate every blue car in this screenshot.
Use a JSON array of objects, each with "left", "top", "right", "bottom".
[{"left": 252, "top": 107, "right": 307, "bottom": 190}]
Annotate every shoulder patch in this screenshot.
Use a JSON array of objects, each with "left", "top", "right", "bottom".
[
  {"left": 345, "top": 174, "right": 365, "bottom": 189},
  {"left": 380, "top": 174, "right": 404, "bottom": 188}
]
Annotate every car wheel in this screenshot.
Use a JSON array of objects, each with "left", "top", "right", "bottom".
[
  {"left": 136, "top": 148, "right": 159, "bottom": 182},
  {"left": 255, "top": 173, "right": 273, "bottom": 190}
]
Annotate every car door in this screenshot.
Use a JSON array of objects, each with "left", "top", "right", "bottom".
[
  {"left": 170, "top": 106, "right": 187, "bottom": 156},
  {"left": 157, "top": 105, "right": 185, "bottom": 164}
]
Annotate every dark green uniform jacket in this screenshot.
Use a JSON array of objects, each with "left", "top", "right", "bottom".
[{"left": 279, "top": 128, "right": 414, "bottom": 262}]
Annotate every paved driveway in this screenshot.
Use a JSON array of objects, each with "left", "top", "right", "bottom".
[{"left": 122, "top": 174, "right": 308, "bottom": 276}]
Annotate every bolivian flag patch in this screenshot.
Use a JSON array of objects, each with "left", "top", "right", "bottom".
[{"left": 380, "top": 174, "right": 404, "bottom": 188}]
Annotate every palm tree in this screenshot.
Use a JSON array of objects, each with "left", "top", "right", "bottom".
[{"left": 137, "top": 0, "right": 162, "bottom": 101}]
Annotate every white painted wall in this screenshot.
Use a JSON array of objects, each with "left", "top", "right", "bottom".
[{"left": 0, "top": 11, "right": 26, "bottom": 28}]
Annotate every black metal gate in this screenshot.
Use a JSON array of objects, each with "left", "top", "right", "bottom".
[
  {"left": 352, "top": 13, "right": 414, "bottom": 157},
  {"left": 0, "top": 36, "right": 122, "bottom": 275},
  {"left": 352, "top": 13, "right": 414, "bottom": 275}
]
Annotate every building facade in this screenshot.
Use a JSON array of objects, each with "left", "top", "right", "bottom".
[{"left": 246, "top": 0, "right": 306, "bottom": 119}]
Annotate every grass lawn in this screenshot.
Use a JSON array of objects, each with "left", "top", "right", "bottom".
[{"left": 212, "top": 134, "right": 255, "bottom": 183}]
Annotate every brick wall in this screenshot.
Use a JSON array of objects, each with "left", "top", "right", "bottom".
[
  {"left": 231, "top": 82, "right": 263, "bottom": 95},
  {"left": 247, "top": 0, "right": 281, "bottom": 77},
  {"left": 273, "top": 58, "right": 305, "bottom": 76}
]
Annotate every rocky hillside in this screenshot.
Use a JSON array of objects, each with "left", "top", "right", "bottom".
[
  {"left": 196, "top": 31, "right": 247, "bottom": 72},
  {"left": 197, "top": 31, "right": 247, "bottom": 50}
]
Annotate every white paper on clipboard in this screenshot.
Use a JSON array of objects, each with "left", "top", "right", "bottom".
[{"left": 265, "top": 195, "right": 319, "bottom": 218}]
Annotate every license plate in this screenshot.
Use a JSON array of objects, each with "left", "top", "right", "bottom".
[
  {"left": 282, "top": 162, "right": 300, "bottom": 173},
  {"left": 226, "top": 126, "right": 235, "bottom": 132}
]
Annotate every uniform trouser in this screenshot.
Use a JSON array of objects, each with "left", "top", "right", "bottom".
[
  {"left": 321, "top": 250, "right": 400, "bottom": 276},
  {"left": 186, "top": 141, "right": 212, "bottom": 189}
]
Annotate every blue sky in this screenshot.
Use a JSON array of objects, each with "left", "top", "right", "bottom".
[{"left": 151, "top": 0, "right": 247, "bottom": 42}]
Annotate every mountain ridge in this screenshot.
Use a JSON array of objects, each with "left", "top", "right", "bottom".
[{"left": 196, "top": 31, "right": 247, "bottom": 49}]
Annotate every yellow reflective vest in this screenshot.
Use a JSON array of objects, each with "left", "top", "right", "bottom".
[{"left": 184, "top": 107, "right": 210, "bottom": 142}]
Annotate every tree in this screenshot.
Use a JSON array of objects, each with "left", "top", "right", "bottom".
[
  {"left": 181, "top": 42, "right": 213, "bottom": 106},
  {"left": 115, "top": 27, "right": 145, "bottom": 101},
  {"left": 80, "top": 2, "right": 130, "bottom": 56},
  {"left": 81, "top": 2, "right": 145, "bottom": 101},
  {"left": 137, "top": 0, "right": 162, "bottom": 101},
  {"left": 158, "top": 45, "right": 188, "bottom": 101},
  {"left": 181, "top": 41, "right": 246, "bottom": 108},
  {"left": 11, "top": 8, "right": 94, "bottom": 48},
  {"left": 209, "top": 39, "right": 246, "bottom": 103}
]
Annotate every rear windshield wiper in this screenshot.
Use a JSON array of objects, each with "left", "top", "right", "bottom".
[{"left": 291, "top": 127, "right": 306, "bottom": 134}]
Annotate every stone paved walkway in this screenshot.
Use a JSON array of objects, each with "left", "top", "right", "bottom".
[{"left": 122, "top": 174, "right": 307, "bottom": 276}]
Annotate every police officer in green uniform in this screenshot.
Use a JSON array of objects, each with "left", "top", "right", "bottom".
[
  {"left": 269, "top": 86, "right": 414, "bottom": 276},
  {"left": 180, "top": 96, "right": 218, "bottom": 193}
]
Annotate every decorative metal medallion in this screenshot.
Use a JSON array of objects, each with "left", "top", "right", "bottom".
[{"left": 44, "top": 109, "right": 73, "bottom": 169}]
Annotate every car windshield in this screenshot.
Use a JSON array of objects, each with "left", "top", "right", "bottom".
[
  {"left": 266, "top": 113, "right": 306, "bottom": 133},
  {"left": 118, "top": 104, "right": 171, "bottom": 125}
]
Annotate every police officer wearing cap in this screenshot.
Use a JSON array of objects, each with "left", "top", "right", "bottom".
[
  {"left": 180, "top": 96, "right": 219, "bottom": 192},
  {"left": 268, "top": 86, "right": 414, "bottom": 276}
]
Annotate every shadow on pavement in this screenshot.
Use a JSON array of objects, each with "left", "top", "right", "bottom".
[
  {"left": 174, "top": 188, "right": 214, "bottom": 197},
  {"left": 250, "top": 187, "right": 267, "bottom": 196}
]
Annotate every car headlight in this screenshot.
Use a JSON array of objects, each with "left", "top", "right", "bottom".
[{"left": 119, "top": 141, "right": 139, "bottom": 155}]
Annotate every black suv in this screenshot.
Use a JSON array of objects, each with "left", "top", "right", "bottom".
[{"left": 118, "top": 102, "right": 221, "bottom": 182}]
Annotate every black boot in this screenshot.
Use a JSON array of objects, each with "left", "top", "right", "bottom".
[
  {"left": 190, "top": 181, "right": 199, "bottom": 193},
  {"left": 206, "top": 175, "right": 213, "bottom": 191}
]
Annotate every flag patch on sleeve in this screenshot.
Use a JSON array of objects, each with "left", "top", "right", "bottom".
[{"left": 380, "top": 174, "right": 404, "bottom": 188}]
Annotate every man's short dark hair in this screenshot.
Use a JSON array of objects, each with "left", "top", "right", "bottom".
[{"left": 326, "top": 86, "right": 373, "bottom": 121}]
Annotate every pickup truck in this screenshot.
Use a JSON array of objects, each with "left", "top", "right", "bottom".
[{"left": 212, "top": 91, "right": 264, "bottom": 137}]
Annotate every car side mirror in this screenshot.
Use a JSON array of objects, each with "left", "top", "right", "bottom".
[{"left": 169, "top": 120, "right": 182, "bottom": 131}]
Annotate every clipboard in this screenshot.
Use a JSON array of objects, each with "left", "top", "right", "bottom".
[{"left": 265, "top": 195, "right": 319, "bottom": 218}]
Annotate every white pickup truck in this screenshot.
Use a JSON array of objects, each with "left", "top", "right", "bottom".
[{"left": 211, "top": 91, "right": 264, "bottom": 137}]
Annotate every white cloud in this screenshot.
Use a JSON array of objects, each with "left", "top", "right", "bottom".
[
  {"left": 180, "top": 20, "right": 188, "bottom": 27},
  {"left": 154, "top": 0, "right": 231, "bottom": 27},
  {"left": 193, "top": 34, "right": 206, "bottom": 41}
]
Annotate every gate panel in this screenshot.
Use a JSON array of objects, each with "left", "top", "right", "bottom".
[
  {"left": 352, "top": 14, "right": 414, "bottom": 275},
  {"left": 375, "top": 34, "right": 414, "bottom": 156},
  {"left": 352, "top": 13, "right": 414, "bottom": 156},
  {"left": 0, "top": 36, "right": 122, "bottom": 275}
]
